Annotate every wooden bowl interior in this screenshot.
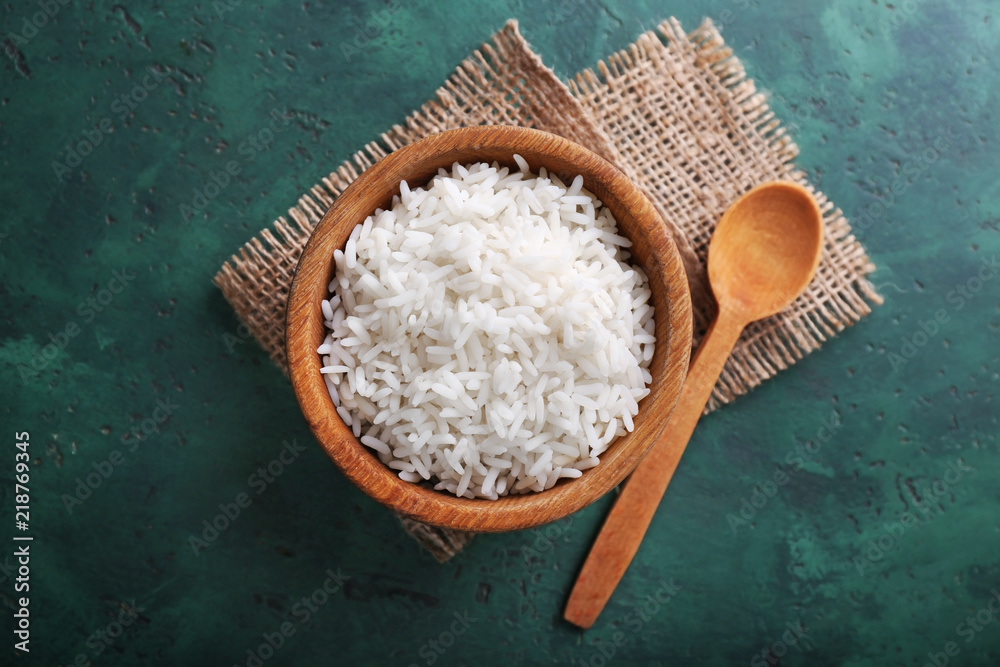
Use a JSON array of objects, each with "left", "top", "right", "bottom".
[{"left": 287, "top": 126, "right": 692, "bottom": 532}]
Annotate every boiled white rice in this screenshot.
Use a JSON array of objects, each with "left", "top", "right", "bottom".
[{"left": 318, "top": 157, "right": 655, "bottom": 499}]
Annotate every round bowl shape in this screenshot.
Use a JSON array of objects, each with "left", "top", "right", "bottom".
[{"left": 287, "top": 126, "right": 692, "bottom": 532}]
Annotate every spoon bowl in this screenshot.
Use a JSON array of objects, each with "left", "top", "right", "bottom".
[{"left": 709, "top": 181, "right": 824, "bottom": 320}]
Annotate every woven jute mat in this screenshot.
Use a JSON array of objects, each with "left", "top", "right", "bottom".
[{"left": 214, "top": 18, "right": 881, "bottom": 562}]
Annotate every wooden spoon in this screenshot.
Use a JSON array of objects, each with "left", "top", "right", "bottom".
[{"left": 564, "top": 181, "right": 824, "bottom": 628}]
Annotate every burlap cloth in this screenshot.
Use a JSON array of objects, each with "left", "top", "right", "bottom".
[{"left": 214, "top": 18, "right": 882, "bottom": 561}]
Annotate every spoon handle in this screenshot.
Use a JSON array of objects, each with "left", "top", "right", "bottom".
[{"left": 564, "top": 307, "right": 747, "bottom": 629}]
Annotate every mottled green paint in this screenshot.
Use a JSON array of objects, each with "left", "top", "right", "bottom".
[{"left": 1, "top": 0, "right": 998, "bottom": 665}]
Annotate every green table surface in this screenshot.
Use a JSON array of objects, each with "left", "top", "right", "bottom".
[{"left": 2, "top": 1, "right": 999, "bottom": 665}]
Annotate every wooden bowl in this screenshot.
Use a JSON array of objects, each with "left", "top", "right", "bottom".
[{"left": 287, "top": 126, "right": 692, "bottom": 532}]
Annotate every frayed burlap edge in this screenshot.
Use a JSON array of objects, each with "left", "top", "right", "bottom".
[
  {"left": 398, "top": 517, "right": 476, "bottom": 563},
  {"left": 214, "top": 18, "right": 881, "bottom": 561}
]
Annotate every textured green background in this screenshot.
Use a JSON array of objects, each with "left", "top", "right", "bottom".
[{"left": 2, "top": 0, "right": 998, "bottom": 665}]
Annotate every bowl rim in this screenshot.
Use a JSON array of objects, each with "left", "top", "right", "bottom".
[{"left": 286, "top": 125, "right": 692, "bottom": 532}]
